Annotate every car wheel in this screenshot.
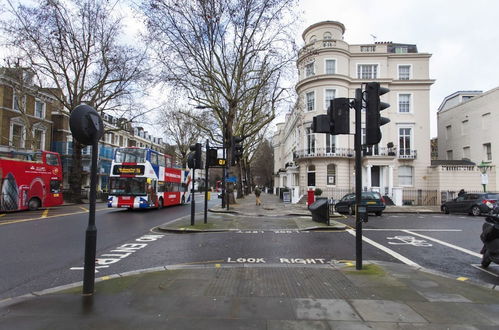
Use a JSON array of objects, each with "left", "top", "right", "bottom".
[
  {"left": 348, "top": 205, "right": 355, "bottom": 215},
  {"left": 28, "top": 198, "right": 41, "bottom": 211},
  {"left": 441, "top": 205, "right": 449, "bottom": 214},
  {"left": 471, "top": 205, "right": 481, "bottom": 216},
  {"left": 482, "top": 252, "right": 491, "bottom": 268},
  {"left": 375, "top": 211, "right": 382, "bottom": 216}
]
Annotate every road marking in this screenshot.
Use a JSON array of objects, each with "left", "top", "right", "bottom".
[
  {"left": 41, "top": 209, "right": 49, "bottom": 218},
  {"left": 79, "top": 206, "right": 88, "bottom": 212},
  {"left": 0, "top": 208, "right": 109, "bottom": 226},
  {"left": 457, "top": 277, "right": 469, "bottom": 281},
  {"left": 387, "top": 236, "right": 432, "bottom": 247},
  {"left": 363, "top": 229, "right": 461, "bottom": 232},
  {"left": 402, "top": 230, "right": 482, "bottom": 258},
  {"left": 0, "top": 214, "right": 5, "bottom": 217},
  {"left": 347, "top": 229, "right": 420, "bottom": 267},
  {"left": 471, "top": 264, "right": 499, "bottom": 277},
  {"left": 70, "top": 234, "right": 165, "bottom": 272}
]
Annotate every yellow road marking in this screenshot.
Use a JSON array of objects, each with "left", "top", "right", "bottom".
[
  {"left": 41, "top": 209, "right": 49, "bottom": 218},
  {"left": 215, "top": 264, "right": 221, "bottom": 268},
  {"left": 0, "top": 208, "right": 109, "bottom": 226},
  {"left": 79, "top": 206, "right": 89, "bottom": 212},
  {"left": 0, "top": 214, "right": 5, "bottom": 217},
  {"left": 100, "top": 276, "right": 111, "bottom": 281},
  {"left": 457, "top": 277, "right": 469, "bottom": 281}
]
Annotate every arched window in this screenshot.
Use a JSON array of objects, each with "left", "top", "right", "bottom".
[
  {"left": 398, "top": 166, "right": 413, "bottom": 186},
  {"left": 309, "top": 35, "right": 317, "bottom": 44},
  {"left": 307, "top": 165, "right": 316, "bottom": 187},
  {"left": 323, "top": 32, "right": 333, "bottom": 47},
  {"left": 323, "top": 32, "right": 332, "bottom": 40},
  {"left": 327, "top": 164, "right": 336, "bottom": 185}
]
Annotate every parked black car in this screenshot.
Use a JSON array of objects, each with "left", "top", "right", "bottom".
[
  {"left": 441, "top": 193, "right": 499, "bottom": 216},
  {"left": 335, "top": 191, "right": 386, "bottom": 216}
]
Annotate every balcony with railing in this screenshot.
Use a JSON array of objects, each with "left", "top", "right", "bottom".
[
  {"left": 294, "top": 147, "right": 355, "bottom": 160},
  {"left": 398, "top": 149, "right": 417, "bottom": 159},
  {"left": 293, "top": 146, "right": 417, "bottom": 160}
]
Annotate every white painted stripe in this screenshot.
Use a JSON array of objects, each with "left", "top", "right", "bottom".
[
  {"left": 363, "top": 229, "right": 462, "bottom": 232},
  {"left": 346, "top": 229, "right": 420, "bottom": 267},
  {"left": 403, "top": 230, "right": 482, "bottom": 258}
]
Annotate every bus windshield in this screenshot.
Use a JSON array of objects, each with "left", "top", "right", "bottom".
[
  {"left": 115, "top": 148, "right": 146, "bottom": 163},
  {"left": 109, "top": 177, "right": 147, "bottom": 196}
]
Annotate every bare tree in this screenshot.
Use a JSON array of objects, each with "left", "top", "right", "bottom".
[
  {"left": 141, "top": 0, "right": 298, "bottom": 155},
  {"left": 250, "top": 138, "right": 274, "bottom": 189},
  {"left": 2, "top": 0, "right": 151, "bottom": 201},
  {"left": 156, "top": 94, "right": 204, "bottom": 167}
]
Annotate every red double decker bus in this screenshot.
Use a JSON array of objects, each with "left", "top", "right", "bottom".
[{"left": 0, "top": 150, "right": 63, "bottom": 212}]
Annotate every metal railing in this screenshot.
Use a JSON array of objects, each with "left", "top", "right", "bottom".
[{"left": 294, "top": 147, "right": 417, "bottom": 160}]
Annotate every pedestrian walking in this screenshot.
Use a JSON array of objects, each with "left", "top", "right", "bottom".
[{"left": 255, "top": 186, "right": 262, "bottom": 206}]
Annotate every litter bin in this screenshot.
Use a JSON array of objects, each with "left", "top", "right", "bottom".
[{"left": 308, "top": 199, "right": 329, "bottom": 224}]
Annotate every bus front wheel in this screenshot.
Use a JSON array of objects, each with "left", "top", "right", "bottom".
[{"left": 28, "top": 198, "right": 41, "bottom": 211}]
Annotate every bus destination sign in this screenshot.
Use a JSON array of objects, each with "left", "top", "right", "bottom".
[{"left": 113, "top": 165, "right": 145, "bottom": 175}]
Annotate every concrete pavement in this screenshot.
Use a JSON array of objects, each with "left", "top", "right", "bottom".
[{"left": 2, "top": 192, "right": 498, "bottom": 330}]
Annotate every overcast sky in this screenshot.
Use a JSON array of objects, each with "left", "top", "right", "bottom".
[
  {"left": 297, "top": 0, "right": 499, "bottom": 138},
  {"left": 3, "top": 0, "right": 497, "bottom": 139}
]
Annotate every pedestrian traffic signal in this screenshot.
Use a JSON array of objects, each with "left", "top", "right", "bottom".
[
  {"left": 365, "top": 82, "right": 390, "bottom": 145},
  {"left": 311, "top": 114, "right": 331, "bottom": 133},
  {"left": 231, "top": 136, "right": 244, "bottom": 165},
  {"left": 187, "top": 142, "right": 202, "bottom": 169},
  {"left": 311, "top": 98, "right": 350, "bottom": 135},
  {"left": 329, "top": 98, "right": 350, "bottom": 134}
]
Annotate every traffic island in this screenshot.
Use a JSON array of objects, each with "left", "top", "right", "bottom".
[{"left": 156, "top": 212, "right": 347, "bottom": 233}]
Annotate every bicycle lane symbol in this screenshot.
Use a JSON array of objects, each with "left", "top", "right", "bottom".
[{"left": 387, "top": 236, "right": 433, "bottom": 247}]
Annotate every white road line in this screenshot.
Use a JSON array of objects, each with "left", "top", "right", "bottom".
[
  {"left": 402, "top": 230, "right": 482, "bottom": 258},
  {"left": 471, "top": 264, "right": 499, "bottom": 277},
  {"left": 363, "top": 229, "right": 462, "bottom": 232},
  {"left": 347, "top": 229, "right": 420, "bottom": 268}
]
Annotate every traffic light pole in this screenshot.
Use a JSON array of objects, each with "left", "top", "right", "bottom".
[
  {"left": 204, "top": 139, "right": 209, "bottom": 224},
  {"left": 191, "top": 164, "right": 195, "bottom": 226},
  {"left": 354, "top": 88, "right": 363, "bottom": 270}
]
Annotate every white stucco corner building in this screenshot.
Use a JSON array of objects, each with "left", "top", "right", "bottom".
[{"left": 273, "top": 21, "right": 435, "bottom": 205}]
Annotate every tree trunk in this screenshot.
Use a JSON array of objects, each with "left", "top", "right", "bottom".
[{"left": 69, "top": 141, "right": 84, "bottom": 203}]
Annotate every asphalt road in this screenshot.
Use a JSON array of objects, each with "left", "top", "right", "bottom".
[
  {"left": 0, "top": 198, "right": 217, "bottom": 299},
  {"left": 1, "top": 204, "right": 498, "bottom": 301}
]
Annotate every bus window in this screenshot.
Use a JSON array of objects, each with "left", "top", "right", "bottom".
[
  {"left": 158, "top": 181, "right": 165, "bottom": 192},
  {"left": 50, "top": 180, "right": 61, "bottom": 193},
  {"left": 115, "top": 148, "right": 146, "bottom": 163},
  {"left": 159, "top": 155, "right": 166, "bottom": 167},
  {"left": 150, "top": 152, "right": 158, "bottom": 166},
  {"left": 46, "top": 153, "right": 59, "bottom": 166}
]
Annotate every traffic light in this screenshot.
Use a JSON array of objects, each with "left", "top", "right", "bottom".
[
  {"left": 207, "top": 148, "right": 218, "bottom": 167},
  {"left": 329, "top": 98, "right": 350, "bottom": 134},
  {"left": 311, "top": 114, "right": 331, "bottom": 133},
  {"left": 311, "top": 98, "right": 350, "bottom": 135},
  {"left": 365, "top": 82, "right": 390, "bottom": 145},
  {"left": 187, "top": 142, "right": 202, "bottom": 169},
  {"left": 231, "top": 136, "right": 244, "bottom": 165}
]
